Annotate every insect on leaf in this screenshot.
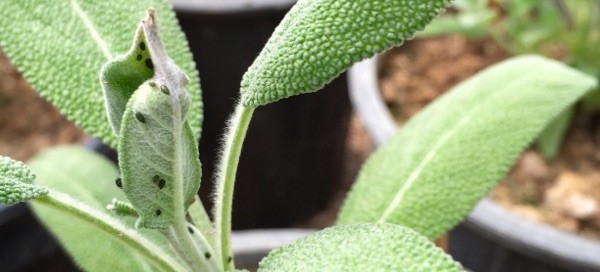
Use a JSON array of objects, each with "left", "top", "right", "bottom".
[{"left": 117, "top": 10, "right": 201, "bottom": 229}]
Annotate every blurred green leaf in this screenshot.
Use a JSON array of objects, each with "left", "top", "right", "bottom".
[
  {"left": 536, "top": 107, "right": 574, "bottom": 160},
  {"left": 338, "top": 55, "right": 598, "bottom": 239},
  {"left": 28, "top": 146, "right": 176, "bottom": 271}
]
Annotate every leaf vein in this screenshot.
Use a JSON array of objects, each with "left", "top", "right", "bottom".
[{"left": 71, "top": 0, "right": 112, "bottom": 60}]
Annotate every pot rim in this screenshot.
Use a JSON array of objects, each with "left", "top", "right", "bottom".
[
  {"left": 231, "top": 228, "right": 314, "bottom": 265},
  {"left": 347, "top": 56, "right": 600, "bottom": 270},
  {"left": 169, "top": 0, "right": 296, "bottom": 13}
]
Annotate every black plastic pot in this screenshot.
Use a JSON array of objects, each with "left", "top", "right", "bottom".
[
  {"left": 348, "top": 56, "right": 600, "bottom": 272},
  {"left": 0, "top": 204, "right": 78, "bottom": 272},
  {"left": 174, "top": 1, "right": 351, "bottom": 229}
]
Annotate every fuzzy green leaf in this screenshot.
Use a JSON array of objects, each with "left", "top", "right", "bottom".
[
  {"left": 0, "top": 156, "right": 47, "bottom": 204},
  {"left": 0, "top": 179, "right": 47, "bottom": 205},
  {"left": 0, "top": 156, "right": 36, "bottom": 183},
  {"left": 240, "top": 0, "right": 451, "bottom": 107},
  {"left": 258, "top": 222, "right": 462, "bottom": 271},
  {"left": 338, "top": 55, "right": 598, "bottom": 239},
  {"left": 118, "top": 11, "right": 201, "bottom": 229},
  {"left": 28, "top": 146, "right": 180, "bottom": 272},
  {"left": 0, "top": 0, "right": 202, "bottom": 148},
  {"left": 100, "top": 17, "right": 154, "bottom": 136}
]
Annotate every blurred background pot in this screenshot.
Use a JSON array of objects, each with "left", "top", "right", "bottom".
[
  {"left": 0, "top": 204, "right": 77, "bottom": 271},
  {"left": 348, "top": 56, "right": 600, "bottom": 272}
]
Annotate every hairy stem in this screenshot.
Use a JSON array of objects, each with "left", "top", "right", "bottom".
[
  {"left": 33, "top": 189, "right": 187, "bottom": 272},
  {"left": 163, "top": 228, "right": 195, "bottom": 271},
  {"left": 187, "top": 195, "right": 216, "bottom": 250},
  {"left": 214, "top": 102, "right": 255, "bottom": 270},
  {"left": 169, "top": 219, "right": 220, "bottom": 272}
]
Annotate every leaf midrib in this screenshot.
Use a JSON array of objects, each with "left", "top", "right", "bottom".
[
  {"left": 70, "top": 0, "right": 113, "bottom": 60},
  {"left": 376, "top": 78, "right": 524, "bottom": 223}
]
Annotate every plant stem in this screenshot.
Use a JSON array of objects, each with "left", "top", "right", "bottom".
[
  {"left": 214, "top": 102, "right": 255, "bottom": 270},
  {"left": 33, "top": 189, "right": 187, "bottom": 272},
  {"left": 170, "top": 218, "right": 220, "bottom": 272},
  {"left": 187, "top": 195, "right": 216, "bottom": 250},
  {"left": 163, "top": 228, "right": 195, "bottom": 271}
]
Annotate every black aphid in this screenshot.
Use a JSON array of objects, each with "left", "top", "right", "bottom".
[
  {"left": 187, "top": 226, "right": 194, "bottom": 234},
  {"left": 135, "top": 112, "right": 146, "bottom": 123},
  {"left": 139, "top": 41, "right": 146, "bottom": 51},
  {"left": 115, "top": 177, "right": 122, "bottom": 188},
  {"left": 156, "top": 209, "right": 161, "bottom": 216},
  {"left": 136, "top": 54, "right": 142, "bottom": 61},
  {"left": 145, "top": 58, "right": 153, "bottom": 69},
  {"left": 205, "top": 252, "right": 211, "bottom": 259},
  {"left": 160, "top": 85, "right": 170, "bottom": 95},
  {"left": 158, "top": 179, "right": 166, "bottom": 189}
]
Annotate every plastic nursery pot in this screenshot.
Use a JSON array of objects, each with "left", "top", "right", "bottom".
[
  {"left": 348, "top": 56, "right": 600, "bottom": 272},
  {"left": 231, "top": 228, "right": 314, "bottom": 269},
  {"left": 173, "top": 0, "right": 352, "bottom": 229}
]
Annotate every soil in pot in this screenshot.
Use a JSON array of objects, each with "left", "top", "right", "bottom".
[
  {"left": 0, "top": 49, "right": 86, "bottom": 160},
  {"left": 377, "top": 35, "right": 600, "bottom": 241}
]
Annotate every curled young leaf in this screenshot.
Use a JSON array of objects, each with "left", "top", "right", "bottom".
[
  {"left": 107, "top": 198, "right": 138, "bottom": 217},
  {"left": 117, "top": 11, "right": 201, "bottom": 229},
  {"left": 0, "top": 156, "right": 47, "bottom": 205},
  {"left": 100, "top": 24, "right": 155, "bottom": 136},
  {"left": 240, "top": 0, "right": 451, "bottom": 107}
]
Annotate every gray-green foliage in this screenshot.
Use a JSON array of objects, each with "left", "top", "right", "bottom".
[
  {"left": 0, "top": 156, "right": 46, "bottom": 205},
  {"left": 114, "top": 11, "right": 201, "bottom": 229},
  {"left": 240, "top": 0, "right": 451, "bottom": 107},
  {"left": 338, "top": 55, "right": 598, "bottom": 240},
  {"left": 258, "top": 222, "right": 462, "bottom": 271},
  {"left": 536, "top": 107, "right": 574, "bottom": 160},
  {"left": 101, "top": 19, "right": 154, "bottom": 136},
  {"left": 29, "top": 146, "right": 173, "bottom": 271},
  {"left": 417, "top": 0, "right": 495, "bottom": 38},
  {"left": 0, "top": 0, "right": 202, "bottom": 148}
]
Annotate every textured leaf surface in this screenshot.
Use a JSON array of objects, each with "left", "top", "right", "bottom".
[
  {"left": 28, "top": 146, "right": 173, "bottom": 271},
  {"left": 258, "top": 222, "right": 462, "bottom": 271},
  {"left": 118, "top": 12, "right": 200, "bottom": 229},
  {"left": 0, "top": 0, "right": 202, "bottom": 148},
  {"left": 240, "top": 0, "right": 451, "bottom": 107},
  {"left": 100, "top": 19, "right": 154, "bottom": 136},
  {"left": 0, "top": 156, "right": 47, "bottom": 205},
  {"left": 338, "top": 55, "right": 598, "bottom": 239}
]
